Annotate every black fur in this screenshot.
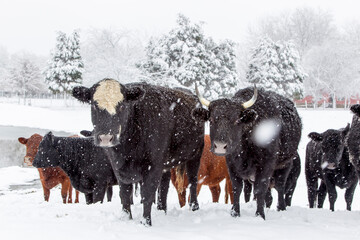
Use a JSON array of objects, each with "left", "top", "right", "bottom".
[
  {"left": 247, "top": 152, "right": 301, "bottom": 208},
  {"left": 348, "top": 104, "right": 360, "bottom": 176},
  {"left": 200, "top": 87, "right": 302, "bottom": 219},
  {"left": 32, "top": 132, "right": 117, "bottom": 204},
  {"left": 72, "top": 80, "right": 206, "bottom": 226},
  {"left": 305, "top": 125, "right": 357, "bottom": 211}
]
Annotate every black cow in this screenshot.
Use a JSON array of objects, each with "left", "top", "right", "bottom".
[
  {"left": 32, "top": 132, "right": 118, "bottom": 204},
  {"left": 195, "top": 86, "right": 302, "bottom": 219},
  {"left": 72, "top": 79, "right": 206, "bottom": 226},
  {"left": 348, "top": 104, "right": 360, "bottom": 176},
  {"left": 305, "top": 124, "right": 358, "bottom": 211}
]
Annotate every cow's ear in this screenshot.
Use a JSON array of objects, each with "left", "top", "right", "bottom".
[
  {"left": 124, "top": 86, "right": 145, "bottom": 101},
  {"left": 342, "top": 123, "right": 350, "bottom": 139},
  {"left": 192, "top": 108, "right": 210, "bottom": 122},
  {"left": 18, "top": 137, "right": 28, "bottom": 145},
  {"left": 80, "top": 130, "right": 93, "bottom": 137},
  {"left": 72, "top": 86, "right": 92, "bottom": 103},
  {"left": 45, "top": 132, "right": 55, "bottom": 144},
  {"left": 238, "top": 109, "right": 257, "bottom": 124},
  {"left": 308, "top": 132, "right": 323, "bottom": 142},
  {"left": 350, "top": 104, "right": 360, "bottom": 117}
]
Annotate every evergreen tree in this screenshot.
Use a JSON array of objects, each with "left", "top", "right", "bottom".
[
  {"left": 44, "top": 31, "right": 84, "bottom": 95},
  {"left": 138, "top": 14, "right": 238, "bottom": 100},
  {"left": 246, "top": 37, "right": 305, "bottom": 98}
]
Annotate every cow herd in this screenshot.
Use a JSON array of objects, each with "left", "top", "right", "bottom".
[{"left": 16, "top": 78, "right": 360, "bottom": 226}]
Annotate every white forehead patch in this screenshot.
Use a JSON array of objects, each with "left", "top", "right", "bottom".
[{"left": 93, "top": 79, "right": 124, "bottom": 115}]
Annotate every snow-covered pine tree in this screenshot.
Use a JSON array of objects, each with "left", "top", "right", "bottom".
[
  {"left": 208, "top": 39, "right": 238, "bottom": 99},
  {"left": 246, "top": 37, "right": 305, "bottom": 99},
  {"left": 138, "top": 14, "right": 238, "bottom": 100},
  {"left": 44, "top": 31, "right": 84, "bottom": 95}
]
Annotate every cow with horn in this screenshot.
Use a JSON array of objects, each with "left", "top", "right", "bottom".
[{"left": 194, "top": 84, "right": 302, "bottom": 219}]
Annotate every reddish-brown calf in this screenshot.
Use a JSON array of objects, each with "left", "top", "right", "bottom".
[
  {"left": 171, "top": 135, "right": 233, "bottom": 207},
  {"left": 18, "top": 134, "right": 79, "bottom": 203}
]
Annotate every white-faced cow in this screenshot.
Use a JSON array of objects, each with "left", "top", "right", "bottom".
[
  {"left": 32, "top": 132, "right": 117, "bottom": 204},
  {"left": 348, "top": 104, "right": 360, "bottom": 176},
  {"left": 72, "top": 79, "right": 206, "bottom": 226},
  {"left": 306, "top": 124, "right": 358, "bottom": 211},
  {"left": 195, "top": 85, "right": 302, "bottom": 219}
]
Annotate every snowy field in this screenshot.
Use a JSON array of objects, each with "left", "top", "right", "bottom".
[{"left": 1, "top": 102, "right": 360, "bottom": 240}]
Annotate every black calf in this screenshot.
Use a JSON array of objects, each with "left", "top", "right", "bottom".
[
  {"left": 305, "top": 124, "right": 358, "bottom": 211},
  {"left": 33, "top": 132, "right": 118, "bottom": 204}
]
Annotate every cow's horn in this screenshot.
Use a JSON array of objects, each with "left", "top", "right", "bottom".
[
  {"left": 242, "top": 85, "right": 258, "bottom": 109},
  {"left": 195, "top": 82, "right": 210, "bottom": 107}
]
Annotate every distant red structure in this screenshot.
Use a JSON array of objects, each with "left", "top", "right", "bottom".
[{"left": 295, "top": 94, "right": 360, "bottom": 108}]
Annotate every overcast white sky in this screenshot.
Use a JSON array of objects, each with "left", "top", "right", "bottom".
[{"left": 1, "top": 0, "right": 360, "bottom": 55}]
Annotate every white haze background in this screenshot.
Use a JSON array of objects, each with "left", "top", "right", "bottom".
[
  {"left": 1, "top": 0, "right": 360, "bottom": 55},
  {"left": 1, "top": 0, "right": 360, "bottom": 239}
]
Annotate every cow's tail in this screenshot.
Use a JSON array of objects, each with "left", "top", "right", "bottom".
[{"left": 175, "top": 164, "right": 186, "bottom": 193}]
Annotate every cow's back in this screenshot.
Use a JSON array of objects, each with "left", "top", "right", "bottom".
[
  {"left": 129, "top": 83, "right": 205, "bottom": 167},
  {"left": 233, "top": 87, "right": 301, "bottom": 165}
]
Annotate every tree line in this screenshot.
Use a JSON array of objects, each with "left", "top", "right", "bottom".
[{"left": 0, "top": 7, "right": 359, "bottom": 107}]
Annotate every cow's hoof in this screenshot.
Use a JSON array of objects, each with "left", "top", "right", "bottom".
[
  {"left": 140, "top": 217, "right": 152, "bottom": 227},
  {"left": 157, "top": 204, "right": 167, "bottom": 213},
  {"left": 230, "top": 209, "right": 240, "bottom": 217},
  {"left": 255, "top": 210, "right": 266, "bottom": 220},
  {"left": 277, "top": 205, "right": 286, "bottom": 211},
  {"left": 189, "top": 202, "right": 199, "bottom": 211}
]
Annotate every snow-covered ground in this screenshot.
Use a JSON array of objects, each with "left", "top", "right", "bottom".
[{"left": 1, "top": 102, "right": 360, "bottom": 240}]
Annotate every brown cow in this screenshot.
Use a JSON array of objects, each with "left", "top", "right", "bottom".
[
  {"left": 171, "top": 135, "right": 233, "bottom": 207},
  {"left": 18, "top": 134, "right": 79, "bottom": 203}
]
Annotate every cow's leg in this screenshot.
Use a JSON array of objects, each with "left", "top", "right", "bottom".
[
  {"left": 273, "top": 166, "right": 291, "bottom": 211},
  {"left": 323, "top": 177, "right": 337, "bottom": 211},
  {"left": 253, "top": 166, "right": 273, "bottom": 219},
  {"left": 178, "top": 189, "right": 187, "bottom": 208},
  {"left": 209, "top": 184, "right": 221, "bottom": 203},
  {"left": 227, "top": 161, "right": 243, "bottom": 217},
  {"left": 119, "top": 183, "right": 133, "bottom": 219},
  {"left": 141, "top": 170, "right": 162, "bottom": 226},
  {"left": 85, "top": 193, "right": 93, "bottom": 204},
  {"left": 60, "top": 180, "right": 70, "bottom": 204},
  {"left": 306, "top": 172, "right": 318, "bottom": 208},
  {"left": 157, "top": 171, "right": 171, "bottom": 212},
  {"left": 345, "top": 181, "right": 357, "bottom": 211},
  {"left": 107, "top": 186, "right": 113, "bottom": 202},
  {"left": 42, "top": 184, "right": 50, "bottom": 202},
  {"left": 285, "top": 180, "right": 297, "bottom": 207},
  {"left": 67, "top": 183, "right": 73, "bottom": 203},
  {"left": 317, "top": 181, "right": 327, "bottom": 208},
  {"left": 74, "top": 190, "right": 80, "bottom": 203},
  {"left": 186, "top": 159, "right": 201, "bottom": 211},
  {"left": 265, "top": 188, "right": 273, "bottom": 208},
  {"left": 93, "top": 185, "right": 107, "bottom": 203},
  {"left": 225, "top": 180, "right": 229, "bottom": 204},
  {"left": 244, "top": 180, "right": 252, "bottom": 203}
]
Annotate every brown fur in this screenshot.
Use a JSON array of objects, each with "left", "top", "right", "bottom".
[
  {"left": 171, "top": 135, "right": 234, "bottom": 207},
  {"left": 18, "top": 134, "right": 79, "bottom": 203}
]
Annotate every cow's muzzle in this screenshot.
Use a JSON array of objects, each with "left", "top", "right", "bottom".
[
  {"left": 24, "top": 156, "right": 33, "bottom": 166},
  {"left": 98, "top": 134, "right": 114, "bottom": 147},
  {"left": 212, "top": 141, "right": 228, "bottom": 156}
]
